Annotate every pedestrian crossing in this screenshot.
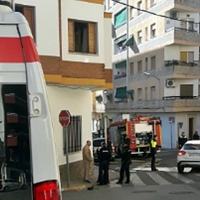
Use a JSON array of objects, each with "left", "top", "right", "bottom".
[{"left": 108, "top": 169, "right": 200, "bottom": 188}]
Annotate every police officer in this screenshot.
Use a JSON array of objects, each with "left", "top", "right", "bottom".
[
  {"left": 97, "top": 142, "right": 111, "bottom": 185},
  {"left": 151, "top": 135, "right": 161, "bottom": 171},
  {"left": 116, "top": 143, "right": 131, "bottom": 184}
]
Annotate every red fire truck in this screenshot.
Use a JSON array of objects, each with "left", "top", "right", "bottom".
[{"left": 108, "top": 115, "right": 162, "bottom": 157}]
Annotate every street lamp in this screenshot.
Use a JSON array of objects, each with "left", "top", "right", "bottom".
[{"left": 143, "top": 72, "right": 161, "bottom": 100}]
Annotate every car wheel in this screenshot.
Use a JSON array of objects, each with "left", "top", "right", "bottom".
[
  {"left": 177, "top": 164, "right": 184, "bottom": 173},
  {"left": 4, "top": 186, "right": 9, "bottom": 192}
]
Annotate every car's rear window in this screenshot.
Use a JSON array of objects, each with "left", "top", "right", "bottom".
[
  {"left": 93, "top": 139, "right": 105, "bottom": 147},
  {"left": 183, "top": 143, "right": 200, "bottom": 150}
]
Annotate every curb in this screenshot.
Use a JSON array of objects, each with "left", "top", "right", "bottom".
[{"left": 62, "top": 185, "right": 87, "bottom": 192}]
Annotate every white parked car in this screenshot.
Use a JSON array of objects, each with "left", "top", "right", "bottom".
[{"left": 177, "top": 140, "right": 200, "bottom": 173}]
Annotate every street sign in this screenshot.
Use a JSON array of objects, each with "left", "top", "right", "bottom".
[{"left": 59, "top": 110, "right": 71, "bottom": 127}]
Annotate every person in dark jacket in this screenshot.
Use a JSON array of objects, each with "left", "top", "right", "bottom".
[
  {"left": 151, "top": 135, "right": 161, "bottom": 171},
  {"left": 116, "top": 143, "right": 131, "bottom": 184},
  {"left": 97, "top": 142, "right": 111, "bottom": 185},
  {"left": 193, "top": 131, "right": 200, "bottom": 140},
  {"left": 124, "top": 135, "right": 130, "bottom": 147},
  {"left": 178, "top": 132, "right": 187, "bottom": 149}
]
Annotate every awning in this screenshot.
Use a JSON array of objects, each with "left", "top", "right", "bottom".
[
  {"left": 115, "top": 87, "right": 127, "bottom": 99},
  {"left": 114, "top": 8, "right": 127, "bottom": 28},
  {"left": 127, "top": 89, "right": 134, "bottom": 100},
  {"left": 123, "top": 35, "right": 134, "bottom": 47},
  {"left": 115, "top": 60, "right": 126, "bottom": 68},
  {"left": 115, "top": 34, "right": 127, "bottom": 44}
]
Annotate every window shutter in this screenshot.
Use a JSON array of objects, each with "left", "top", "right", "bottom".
[
  {"left": 68, "top": 20, "right": 75, "bottom": 52},
  {"left": 88, "top": 22, "right": 96, "bottom": 54},
  {"left": 23, "top": 7, "right": 35, "bottom": 40}
]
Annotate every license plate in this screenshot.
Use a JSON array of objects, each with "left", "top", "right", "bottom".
[{"left": 189, "top": 153, "right": 200, "bottom": 157}]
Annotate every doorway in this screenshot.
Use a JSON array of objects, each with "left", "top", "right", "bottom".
[{"left": 189, "top": 117, "right": 194, "bottom": 139}]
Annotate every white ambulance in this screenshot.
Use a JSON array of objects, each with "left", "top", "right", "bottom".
[{"left": 0, "top": 1, "right": 62, "bottom": 199}]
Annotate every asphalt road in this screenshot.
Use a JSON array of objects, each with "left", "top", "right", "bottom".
[{"left": 63, "top": 184, "right": 200, "bottom": 200}]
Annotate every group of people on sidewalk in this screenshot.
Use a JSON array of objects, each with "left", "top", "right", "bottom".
[
  {"left": 82, "top": 134, "right": 161, "bottom": 185},
  {"left": 178, "top": 131, "right": 200, "bottom": 149}
]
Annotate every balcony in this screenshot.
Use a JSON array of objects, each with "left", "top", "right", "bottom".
[
  {"left": 174, "top": 0, "right": 200, "bottom": 11},
  {"left": 165, "top": 27, "right": 200, "bottom": 46},
  {"left": 106, "top": 98, "right": 200, "bottom": 113}
]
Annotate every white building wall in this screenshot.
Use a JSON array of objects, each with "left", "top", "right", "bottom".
[
  {"left": 165, "top": 46, "right": 199, "bottom": 61},
  {"left": 15, "top": 0, "right": 60, "bottom": 56},
  {"left": 164, "top": 79, "right": 199, "bottom": 97},
  {"left": 62, "top": 0, "right": 105, "bottom": 63},
  {"left": 46, "top": 86, "right": 92, "bottom": 165}
]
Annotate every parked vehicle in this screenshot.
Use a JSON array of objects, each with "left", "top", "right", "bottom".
[
  {"left": 0, "top": 178, "right": 26, "bottom": 192},
  {"left": 177, "top": 140, "right": 200, "bottom": 173},
  {"left": 0, "top": 2, "right": 61, "bottom": 199},
  {"left": 108, "top": 115, "right": 162, "bottom": 157},
  {"left": 93, "top": 138, "right": 115, "bottom": 161}
]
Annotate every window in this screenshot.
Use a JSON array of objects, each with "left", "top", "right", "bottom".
[
  {"left": 130, "top": 62, "right": 134, "bottom": 75},
  {"left": 114, "top": 8, "right": 127, "bottom": 29},
  {"left": 130, "top": 7, "right": 134, "bottom": 19},
  {"left": 145, "top": 87, "right": 148, "bottom": 100},
  {"left": 114, "top": 35, "right": 127, "bottom": 54},
  {"left": 145, "top": 27, "right": 148, "bottom": 41},
  {"left": 180, "top": 51, "right": 194, "bottom": 63},
  {"left": 151, "top": 23, "right": 156, "bottom": 38},
  {"left": 63, "top": 116, "right": 82, "bottom": 153},
  {"left": 151, "top": 0, "right": 156, "bottom": 6},
  {"left": 68, "top": 20, "right": 97, "bottom": 54},
  {"left": 145, "top": 0, "right": 148, "bottom": 9},
  {"left": 183, "top": 143, "right": 200, "bottom": 150},
  {"left": 151, "top": 56, "right": 156, "bottom": 69},
  {"left": 138, "top": 88, "right": 142, "bottom": 100},
  {"left": 15, "top": 5, "right": 36, "bottom": 41},
  {"left": 137, "top": 31, "right": 142, "bottom": 44},
  {"left": 138, "top": 60, "right": 142, "bottom": 73},
  {"left": 151, "top": 86, "right": 156, "bottom": 100},
  {"left": 137, "top": 1, "right": 142, "bottom": 15},
  {"left": 145, "top": 57, "right": 148, "bottom": 71},
  {"left": 180, "top": 84, "right": 193, "bottom": 97}
]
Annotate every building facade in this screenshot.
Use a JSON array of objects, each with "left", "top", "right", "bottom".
[
  {"left": 105, "top": 0, "right": 200, "bottom": 148},
  {"left": 14, "top": 0, "right": 112, "bottom": 181}
]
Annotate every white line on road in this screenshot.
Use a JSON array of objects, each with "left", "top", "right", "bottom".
[
  {"left": 131, "top": 173, "right": 146, "bottom": 186},
  {"left": 169, "top": 173, "right": 196, "bottom": 184},
  {"left": 146, "top": 172, "right": 171, "bottom": 185}
]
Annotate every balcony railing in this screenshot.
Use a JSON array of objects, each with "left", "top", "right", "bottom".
[
  {"left": 165, "top": 60, "right": 200, "bottom": 67},
  {"left": 106, "top": 98, "right": 200, "bottom": 110},
  {"left": 174, "top": 0, "right": 200, "bottom": 10}
]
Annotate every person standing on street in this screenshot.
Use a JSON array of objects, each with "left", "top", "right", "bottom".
[
  {"left": 151, "top": 135, "right": 161, "bottom": 171},
  {"left": 97, "top": 142, "right": 111, "bottom": 185},
  {"left": 116, "top": 143, "right": 131, "bottom": 184},
  {"left": 82, "top": 140, "right": 92, "bottom": 183},
  {"left": 178, "top": 132, "right": 187, "bottom": 149},
  {"left": 193, "top": 131, "right": 200, "bottom": 140}
]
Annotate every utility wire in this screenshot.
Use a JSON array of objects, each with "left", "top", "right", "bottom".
[{"left": 112, "top": 0, "right": 200, "bottom": 25}]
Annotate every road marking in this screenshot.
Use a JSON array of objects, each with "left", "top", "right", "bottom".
[
  {"left": 131, "top": 173, "right": 146, "bottom": 186},
  {"left": 169, "top": 173, "right": 196, "bottom": 184},
  {"left": 131, "top": 167, "right": 192, "bottom": 173},
  {"left": 146, "top": 172, "right": 171, "bottom": 185}
]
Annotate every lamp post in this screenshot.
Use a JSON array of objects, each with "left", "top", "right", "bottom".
[
  {"left": 126, "top": 0, "right": 129, "bottom": 95},
  {"left": 143, "top": 72, "right": 161, "bottom": 100}
]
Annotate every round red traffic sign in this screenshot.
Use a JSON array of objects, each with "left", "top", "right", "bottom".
[{"left": 59, "top": 110, "right": 71, "bottom": 127}]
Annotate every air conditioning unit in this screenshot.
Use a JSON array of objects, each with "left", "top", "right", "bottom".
[
  {"left": 166, "top": 79, "right": 176, "bottom": 87},
  {"left": 170, "top": 11, "right": 178, "bottom": 19}
]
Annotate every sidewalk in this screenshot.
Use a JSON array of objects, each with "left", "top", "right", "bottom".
[{"left": 61, "top": 165, "right": 119, "bottom": 192}]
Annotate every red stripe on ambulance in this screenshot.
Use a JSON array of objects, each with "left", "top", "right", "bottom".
[{"left": 0, "top": 36, "right": 40, "bottom": 63}]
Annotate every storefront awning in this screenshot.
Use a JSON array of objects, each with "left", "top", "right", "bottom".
[
  {"left": 123, "top": 35, "right": 134, "bottom": 47},
  {"left": 115, "top": 60, "right": 126, "bottom": 68},
  {"left": 115, "top": 87, "right": 127, "bottom": 99}
]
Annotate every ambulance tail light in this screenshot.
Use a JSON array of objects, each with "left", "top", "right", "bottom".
[{"left": 33, "top": 180, "right": 61, "bottom": 200}]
